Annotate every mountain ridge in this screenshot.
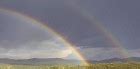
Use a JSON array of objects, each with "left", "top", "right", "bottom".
[{"left": 0, "top": 57, "right": 139, "bottom": 65}]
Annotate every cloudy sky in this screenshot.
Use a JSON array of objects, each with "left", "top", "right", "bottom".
[{"left": 0, "top": 0, "right": 140, "bottom": 60}]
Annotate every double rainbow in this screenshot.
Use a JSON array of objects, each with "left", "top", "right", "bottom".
[{"left": 0, "top": 6, "right": 131, "bottom": 65}]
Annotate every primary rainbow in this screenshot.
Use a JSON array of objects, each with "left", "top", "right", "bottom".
[{"left": 0, "top": 8, "right": 89, "bottom": 65}]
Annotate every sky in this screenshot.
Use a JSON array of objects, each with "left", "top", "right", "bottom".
[{"left": 0, "top": 0, "right": 140, "bottom": 60}]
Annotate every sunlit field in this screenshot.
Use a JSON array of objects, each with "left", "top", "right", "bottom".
[{"left": 0, "top": 63, "right": 140, "bottom": 69}]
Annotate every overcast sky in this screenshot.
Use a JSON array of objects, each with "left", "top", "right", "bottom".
[{"left": 0, "top": 0, "right": 140, "bottom": 60}]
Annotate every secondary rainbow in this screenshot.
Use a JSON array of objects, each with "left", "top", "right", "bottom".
[
  {"left": 67, "top": 1, "right": 131, "bottom": 61},
  {"left": 0, "top": 8, "right": 89, "bottom": 65}
]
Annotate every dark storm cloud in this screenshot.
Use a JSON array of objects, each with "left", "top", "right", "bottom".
[
  {"left": 0, "top": 0, "right": 140, "bottom": 49},
  {"left": 0, "top": 0, "right": 140, "bottom": 60},
  {"left": 76, "top": 0, "right": 140, "bottom": 49},
  {"left": 0, "top": 0, "right": 109, "bottom": 48},
  {"left": 0, "top": 11, "right": 54, "bottom": 49},
  {"left": 0, "top": 10, "right": 72, "bottom": 59}
]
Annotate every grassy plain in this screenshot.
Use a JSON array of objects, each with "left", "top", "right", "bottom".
[{"left": 0, "top": 63, "right": 140, "bottom": 69}]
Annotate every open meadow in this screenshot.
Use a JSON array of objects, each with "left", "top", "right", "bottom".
[{"left": 0, "top": 63, "right": 140, "bottom": 69}]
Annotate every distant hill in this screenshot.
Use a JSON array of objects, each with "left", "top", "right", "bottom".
[
  {"left": 0, "top": 57, "right": 140, "bottom": 65},
  {"left": 0, "top": 58, "right": 82, "bottom": 65},
  {"left": 89, "top": 57, "right": 140, "bottom": 63}
]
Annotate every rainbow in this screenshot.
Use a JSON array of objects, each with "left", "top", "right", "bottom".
[
  {"left": 0, "top": 8, "right": 89, "bottom": 65},
  {"left": 67, "top": 1, "right": 131, "bottom": 61}
]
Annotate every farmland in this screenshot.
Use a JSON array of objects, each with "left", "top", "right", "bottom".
[{"left": 0, "top": 63, "right": 140, "bottom": 69}]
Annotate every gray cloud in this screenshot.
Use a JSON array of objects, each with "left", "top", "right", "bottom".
[
  {"left": 79, "top": 47, "right": 140, "bottom": 60},
  {"left": 0, "top": 10, "right": 54, "bottom": 49},
  {"left": 0, "top": 0, "right": 106, "bottom": 48},
  {"left": 0, "top": 0, "right": 140, "bottom": 49},
  {"left": 0, "top": 0, "right": 140, "bottom": 59},
  {"left": 0, "top": 9, "right": 73, "bottom": 59},
  {"left": 0, "top": 40, "right": 72, "bottom": 59}
]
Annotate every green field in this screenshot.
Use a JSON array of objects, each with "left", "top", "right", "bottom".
[{"left": 0, "top": 63, "right": 140, "bottom": 69}]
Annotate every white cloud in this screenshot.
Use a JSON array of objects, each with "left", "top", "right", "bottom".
[
  {"left": 0, "top": 40, "right": 73, "bottom": 59},
  {"left": 127, "top": 49, "right": 140, "bottom": 57},
  {"left": 79, "top": 47, "right": 140, "bottom": 60},
  {"left": 0, "top": 39, "right": 140, "bottom": 60}
]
